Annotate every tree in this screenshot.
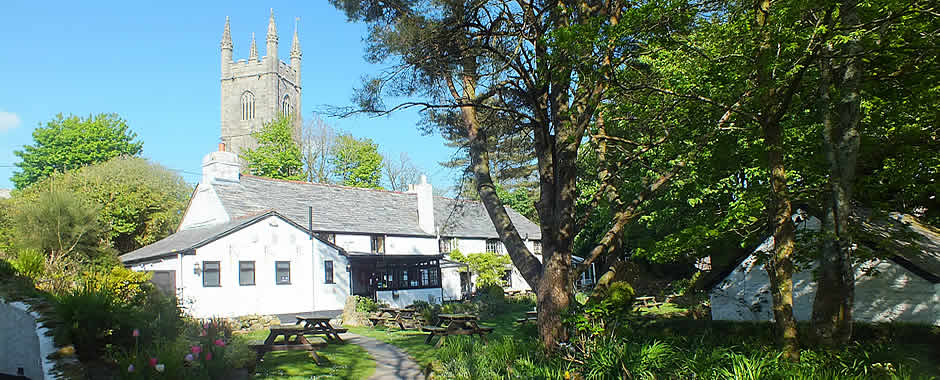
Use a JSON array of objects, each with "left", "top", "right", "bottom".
[
  {"left": 300, "top": 114, "right": 337, "bottom": 183},
  {"left": 12, "top": 113, "right": 143, "bottom": 189},
  {"left": 13, "top": 190, "right": 105, "bottom": 265},
  {"left": 383, "top": 152, "right": 421, "bottom": 192},
  {"left": 329, "top": 0, "right": 701, "bottom": 349},
  {"left": 244, "top": 116, "right": 306, "bottom": 181},
  {"left": 330, "top": 134, "right": 384, "bottom": 189},
  {"left": 16, "top": 157, "right": 192, "bottom": 253},
  {"left": 449, "top": 250, "right": 512, "bottom": 287}
]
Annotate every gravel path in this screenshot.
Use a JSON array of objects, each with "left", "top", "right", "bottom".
[{"left": 341, "top": 333, "right": 426, "bottom": 380}]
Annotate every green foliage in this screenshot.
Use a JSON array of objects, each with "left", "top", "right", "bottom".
[
  {"left": 330, "top": 133, "right": 383, "bottom": 188},
  {"left": 13, "top": 189, "right": 105, "bottom": 264},
  {"left": 0, "top": 199, "right": 14, "bottom": 257},
  {"left": 355, "top": 295, "right": 382, "bottom": 313},
  {"left": 449, "top": 249, "right": 512, "bottom": 288},
  {"left": 495, "top": 184, "right": 539, "bottom": 223},
  {"left": 9, "top": 248, "right": 45, "bottom": 280},
  {"left": 55, "top": 278, "right": 137, "bottom": 360},
  {"left": 16, "top": 157, "right": 191, "bottom": 253},
  {"left": 243, "top": 115, "right": 305, "bottom": 181},
  {"left": 12, "top": 113, "right": 143, "bottom": 189}
]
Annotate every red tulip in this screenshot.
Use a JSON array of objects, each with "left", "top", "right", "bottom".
[
  {"left": 149, "top": 358, "right": 158, "bottom": 367},
  {"left": 205, "top": 352, "right": 213, "bottom": 361},
  {"left": 191, "top": 346, "right": 202, "bottom": 355},
  {"left": 214, "top": 339, "right": 226, "bottom": 347}
]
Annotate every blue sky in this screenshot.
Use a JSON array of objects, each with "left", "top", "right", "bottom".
[{"left": 0, "top": 0, "right": 463, "bottom": 192}]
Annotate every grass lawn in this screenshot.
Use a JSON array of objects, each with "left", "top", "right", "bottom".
[
  {"left": 240, "top": 329, "right": 376, "bottom": 379},
  {"left": 346, "top": 300, "right": 537, "bottom": 371}
]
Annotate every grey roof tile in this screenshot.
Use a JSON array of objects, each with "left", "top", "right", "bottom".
[{"left": 213, "top": 175, "right": 541, "bottom": 240}]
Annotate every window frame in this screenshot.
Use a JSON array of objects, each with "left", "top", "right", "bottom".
[
  {"left": 371, "top": 235, "right": 385, "bottom": 254},
  {"left": 240, "top": 91, "right": 255, "bottom": 121},
  {"left": 202, "top": 261, "right": 221, "bottom": 287},
  {"left": 439, "top": 237, "right": 457, "bottom": 254},
  {"left": 275, "top": 261, "right": 291, "bottom": 285},
  {"left": 486, "top": 238, "right": 504, "bottom": 254},
  {"left": 318, "top": 232, "right": 336, "bottom": 244},
  {"left": 374, "top": 259, "right": 441, "bottom": 291},
  {"left": 503, "top": 269, "right": 513, "bottom": 287},
  {"left": 238, "top": 261, "right": 255, "bottom": 286},
  {"left": 324, "top": 260, "right": 334, "bottom": 284}
]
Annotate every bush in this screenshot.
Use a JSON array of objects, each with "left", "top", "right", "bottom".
[
  {"left": 55, "top": 279, "right": 136, "bottom": 360},
  {"left": 10, "top": 248, "right": 45, "bottom": 280},
  {"left": 355, "top": 295, "right": 382, "bottom": 313}
]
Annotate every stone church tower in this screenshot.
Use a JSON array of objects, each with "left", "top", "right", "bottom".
[{"left": 220, "top": 10, "right": 302, "bottom": 157}]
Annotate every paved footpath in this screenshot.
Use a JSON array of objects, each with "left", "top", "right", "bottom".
[{"left": 341, "top": 333, "right": 426, "bottom": 380}]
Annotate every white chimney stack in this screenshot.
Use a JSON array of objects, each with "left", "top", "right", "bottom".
[
  {"left": 201, "top": 144, "right": 240, "bottom": 184},
  {"left": 410, "top": 175, "right": 435, "bottom": 235}
]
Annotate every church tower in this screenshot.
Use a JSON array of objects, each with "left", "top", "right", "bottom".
[{"left": 220, "top": 10, "right": 302, "bottom": 158}]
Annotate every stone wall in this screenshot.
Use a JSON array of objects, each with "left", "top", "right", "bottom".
[{"left": 0, "top": 299, "right": 56, "bottom": 379}]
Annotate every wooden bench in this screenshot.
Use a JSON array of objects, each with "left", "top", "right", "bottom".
[
  {"left": 249, "top": 342, "right": 326, "bottom": 364},
  {"left": 516, "top": 317, "right": 537, "bottom": 324}
]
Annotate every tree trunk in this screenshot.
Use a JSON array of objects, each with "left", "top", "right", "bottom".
[
  {"left": 812, "top": 0, "right": 861, "bottom": 346},
  {"left": 755, "top": 0, "right": 801, "bottom": 362}
]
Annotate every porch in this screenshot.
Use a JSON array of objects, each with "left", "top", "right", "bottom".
[{"left": 347, "top": 253, "right": 445, "bottom": 308}]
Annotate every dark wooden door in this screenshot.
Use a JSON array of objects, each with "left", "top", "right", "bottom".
[{"left": 149, "top": 270, "right": 176, "bottom": 297}]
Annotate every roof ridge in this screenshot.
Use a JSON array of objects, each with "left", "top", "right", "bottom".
[{"left": 240, "top": 174, "right": 414, "bottom": 196}]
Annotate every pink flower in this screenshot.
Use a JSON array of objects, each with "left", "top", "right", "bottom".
[
  {"left": 214, "top": 339, "right": 226, "bottom": 347},
  {"left": 199, "top": 329, "right": 207, "bottom": 336},
  {"left": 132, "top": 329, "right": 140, "bottom": 337},
  {"left": 184, "top": 353, "right": 194, "bottom": 362},
  {"left": 205, "top": 352, "right": 213, "bottom": 361},
  {"left": 127, "top": 364, "right": 135, "bottom": 372},
  {"left": 149, "top": 358, "right": 158, "bottom": 367},
  {"left": 191, "top": 345, "right": 202, "bottom": 355}
]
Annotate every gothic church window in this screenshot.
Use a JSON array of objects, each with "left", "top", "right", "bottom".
[
  {"left": 281, "top": 94, "right": 292, "bottom": 117},
  {"left": 241, "top": 91, "right": 255, "bottom": 120}
]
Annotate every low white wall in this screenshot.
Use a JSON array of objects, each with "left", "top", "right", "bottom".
[
  {"left": 0, "top": 299, "right": 56, "bottom": 380},
  {"left": 377, "top": 288, "right": 443, "bottom": 308},
  {"left": 711, "top": 253, "right": 940, "bottom": 326}
]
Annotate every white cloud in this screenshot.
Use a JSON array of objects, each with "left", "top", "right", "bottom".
[{"left": 0, "top": 111, "right": 21, "bottom": 132}]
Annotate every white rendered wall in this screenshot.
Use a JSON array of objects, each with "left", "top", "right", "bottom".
[
  {"left": 129, "top": 256, "right": 184, "bottom": 299},
  {"left": 312, "top": 238, "right": 350, "bottom": 311},
  {"left": 386, "top": 235, "right": 438, "bottom": 255},
  {"left": 335, "top": 234, "right": 371, "bottom": 252},
  {"left": 711, "top": 247, "right": 940, "bottom": 325},
  {"left": 174, "top": 216, "right": 321, "bottom": 318},
  {"left": 441, "top": 266, "right": 464, "bottom": 301},
  {"left": 377, "top": 288, "right": 443, "bottom": 308},
  {"left": 177, "top": 185, "right": 230, "bottom": 231}
]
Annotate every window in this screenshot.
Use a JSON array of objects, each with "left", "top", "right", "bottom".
[
  {"left": 503, "top": 269, "right": 513, "bottom": 287},
  {"left": 324, "top": 260, "right": 334, "bottom": 284},
  {"left": 371, "top": 235, "right": 385, "bottom": 254},
  {"left": 439, "top": 237, "right": 457, "bottom": 254},
  {"left": 281, "top": 95, "right": 292, "bottom": 116},
  {"left": 486, "top": 239, "right": 504, "bottom": 254},
  {"left": 375, "top": 259, "right": 440, "bottom": 290},
  {"left": 318, "top": 232, "right": 336, "bottom": 244},
  {"left": 239, "top": 261, "right": 255, "bottom": 286},
  {"left": 533, "top": 240, "right": 542, "bottom": 254},
  {"left": 240, "top": 91, "right": 254, "bottom": 120},
  {"left": 202, "top": 261, "right": 220, "bottom": 287},
  {"left": 275, "top": 261, "right": 291, "bottom": 285}
]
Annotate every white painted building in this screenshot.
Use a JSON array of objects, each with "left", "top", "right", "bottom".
[
  {"left": 120, "top": 148, "right": 543, "bottom": 317},
  {"left": 709, "top": 212, "right": 940, "bottom": 326}
]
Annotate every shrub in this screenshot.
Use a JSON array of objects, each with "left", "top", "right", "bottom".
[
  {"left": 355, "top": 295, "right": 382, "bottom": 313},
  {"left": 10, "top": 248, "right": 45, "bottom": 280},
  {"left": 54, "top": 278, "right": 136, "bottom": 360}
]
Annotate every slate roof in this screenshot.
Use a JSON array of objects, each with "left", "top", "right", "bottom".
[
  {"left": 854, "top": 211, "right": 940, "bottom": 282},
  {"left": 211, "top": 175, "right": 542, "bottom": 240},
  {"left": 120, "top": 211, "right": 337, "bottom": 264}
]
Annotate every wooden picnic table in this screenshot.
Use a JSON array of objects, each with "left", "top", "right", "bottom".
[
  {"left": 295, "top": 316, "right": 348, "bottom": 342},
  {"left": 634, "top": 296, "right": 663, "bottom": 309},
  {"left": 423, "top": 313, "right": 493, "bottom": 347},
  {"left": 517, "top": 310, "right": 538, "bottom": 324},
  {"left": 249, "top": 325, "right": 326, "bottom": 364},
  {"left": 370, "top": 308, "right": 421, "bottom": 329}
]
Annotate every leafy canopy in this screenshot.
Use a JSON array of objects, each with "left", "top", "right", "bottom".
[
  {"left": 449, "top": 249, "right": 512, "bottom": 287},
  {"left": 12, "top": 113, "right": 143, "bottom": 189},
  {"left": 15, "top": 157, "right": 192, "bottom": 253},
  {"left": 331, "top": 134, "right": 384, "bottom": 189},
  {"left": 243, "top": 115, "right": 305, "bottom": 181}
]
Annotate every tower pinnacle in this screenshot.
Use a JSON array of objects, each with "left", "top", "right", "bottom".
[
  {"left": 266, "top": 8, "right": 278, "bottom": 42},
  {"left": 249, "top": 32, "right": 258, "bottom": 61},
  {"left": 221, "top": 16, "right": 233, "bottom": 50},
  {"left": 291, "top": 18, "right": 301, "bottom": 58}
]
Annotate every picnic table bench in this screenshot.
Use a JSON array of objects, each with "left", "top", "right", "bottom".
[
  {"left": 295, "top": 316, "right": 348, "bottom": 342},
  {"left": 370, "top": 308, "right": 422, "bottom": 329},
  {"left": 249, "top": 325, "right": 327, "bottom": 364},
  {"left": 422, "top": 313, "right": 494, "bottom": 347},
  {"left": 635, "top": 296, "right": 664, "bottom": 309},
  {"left": 516, "top": 310, "right": 537, "bottom": 324}
]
